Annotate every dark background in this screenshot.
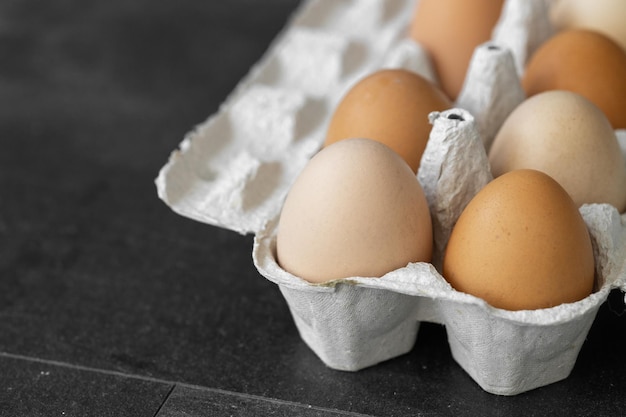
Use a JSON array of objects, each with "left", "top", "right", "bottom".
[{"left": 1, "top": 0, "right": 626, "bottom": 415}]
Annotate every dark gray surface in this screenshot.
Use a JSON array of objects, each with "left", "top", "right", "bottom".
[
  {"left": 0, "top": 355, "right": 172, "bottom": 416},
  {"left": 156, "top": 385, "right": 371, "bottom": 417},
  {"left": 1, "top": 0, "right": 626, "bottom": 415}
]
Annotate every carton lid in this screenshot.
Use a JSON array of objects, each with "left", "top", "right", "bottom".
[{"left": 155, "top": 0, "right": 419, "bottom": 235}]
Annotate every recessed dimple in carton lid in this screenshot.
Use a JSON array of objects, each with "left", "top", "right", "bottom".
[
  {"left": 381, "top": 38, "right": 437, "bottom": 84},
  {"left": 293, "top": 0, "right": 413, "bottom": 40},
  {"left": 257, "top": 28, "right": 361, "bottom": 97}
]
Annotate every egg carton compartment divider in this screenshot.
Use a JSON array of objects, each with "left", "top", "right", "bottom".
[{"left": 156, "top": 0, "right": 626, "bottom": 396}]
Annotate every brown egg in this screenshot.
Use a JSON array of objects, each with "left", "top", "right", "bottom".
[
  {"left": 409, "top": 0, "right": 505, "bottom": 101},
  {"left": 489, "top": 91, "right": 626, "bottom": 212},
  {"left": 277, "top": 138, "right": 433, "bottom": 284},
  {"left": 443, "top": 169, "right": 595, "bottom": 311},
  {"left": 522, "top": 29, "right": 626, "bottom": 129},
  {"left": 551, "top": 0, "right": 626, "bottom": 53},
  {"left": 324, "top": 69, "right": 451, "bottom": 173}
]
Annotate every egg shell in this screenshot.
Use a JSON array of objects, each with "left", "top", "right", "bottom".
[
  {"left": 443, "top": 169, "right": 596, "bottom": 311},
  {"left": 276, "top": 138, "right": 433, "bottom": 283},
  {"left": 551, "top": 0, "right": 626, "bottom": 53},
  {"left": 522, "top": 29, "right": 626, "bottom": 129},
  {"left": 489, "top": 91, "right": 626, "bottom": 212},
  {"left": 409, "top": 0, "right": 505, "bottom": 101},
  {"left": 324, "top": 69, "right": 451, "bottom": 173},
  {"left": 156, "top": 0, "right": 626, "bottom": 396}
]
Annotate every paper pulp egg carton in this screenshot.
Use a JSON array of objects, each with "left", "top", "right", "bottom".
[{"left": 156, "top": 0, "right": 626, "bottom": 396}]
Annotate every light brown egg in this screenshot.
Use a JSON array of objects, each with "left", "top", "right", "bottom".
[
  {"left": 276, "top": 138, "right": 433, "bottom": 284},
  {"left": 443, "top": 169, "right": 595, "bottom": 311},
  {"left": 324, "top": 69, "right": 451, "bottom": 173},
  {"left": 409, "top": 0, "right": 505, "bottom": 101},
  {"left": 551, "top": 0, "right": 626, "bottom": 53},
  {"left": 489, "top": 91, "right": 626, "bottom": 212},
  {"left": 522, "top": 29, "right": 626, "bottom": 129}
]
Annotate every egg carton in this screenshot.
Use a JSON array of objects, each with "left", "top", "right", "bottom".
[{"left": 155, "top": 0, "right": 626, "bottom": 396}]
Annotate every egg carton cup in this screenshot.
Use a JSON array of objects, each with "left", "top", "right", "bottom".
[
  {"left": 254, "top": 109, "right": 626, "bottom": 395},
  {"left": 155, "top": 0, "right": 626, "bottom": 396}
]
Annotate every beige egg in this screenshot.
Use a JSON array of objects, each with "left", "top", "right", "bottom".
[
  {"left": 276, "top": 138, "right": 433, "bottom": 284},
  {"left": 443, "top": 169, "right": 595, "bottom": 311},
  {"left": 489, "top": 91, "right": 626, "bottom": 212},
  {"left": 409, "top": 0, "right": 505, "bottom": 101},
  {"left": 324, "top": 69, "right": 451, "bottom": 173},
  {"left": 551, "top": 0, "right": 626, "bottom": 52}
]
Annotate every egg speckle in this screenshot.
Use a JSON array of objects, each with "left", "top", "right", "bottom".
[
  {"left": 277, "top": 138, "right": 433, "bottom": 283},
  {"left": 443, "top": 169, "right": 595, "bottom": 311}
]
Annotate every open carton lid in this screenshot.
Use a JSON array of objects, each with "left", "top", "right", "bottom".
[{"left": 155, "top": 0, "right": 419, "bottom": 235}]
